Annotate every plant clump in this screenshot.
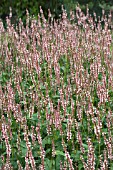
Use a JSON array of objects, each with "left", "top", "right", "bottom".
[{"left": 0, "top": 6, "right": 113, "bottom": 170}]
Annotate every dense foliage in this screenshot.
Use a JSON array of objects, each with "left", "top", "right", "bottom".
[
  {"left": 0, "top": 5, "right": 113, "bottom": 170},
  {"left": 0, "top": 0, "right": 113, "bottom": 24}
]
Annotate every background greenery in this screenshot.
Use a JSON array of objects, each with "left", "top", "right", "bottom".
[{"left": 0, "top": 0, "right": 113, "bottom": 24}]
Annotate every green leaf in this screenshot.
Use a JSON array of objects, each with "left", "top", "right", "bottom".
[
  {"left": 0, "top": 157, "right": 3, "bottom": 169},
  {"left": 52, "top": 95, "right": 60, "bottom": 99},
  {"left": 82, "top": 144, "right": 88, "bottom": 150},
  {"left": 42, "top": 137, "right": 51, "bottom": 148},
  {"left": 55, "top": 154, "right": 63, "bottom": 169},
  {"left": 40, "top": 85, "right": 46, "bottom": 90},
  {"left": 44, "top": 158, "right": 52, "bottom": 170},
  {"left": 32, "top": 113, "right": 38, "bottom": 121},
  {"left": 102, "top": 128, "right": 108, "bottom": 133},
  {"left": 110, "top": 163, "right": 113, "bottom": 170},
  {"left": 78, "top": 163, "right": 84, "bottom": 170},
  {"left": 55, "top": 150, "right": 65, "bottom": 156},
  {"left": 102, "top": 115, "right": 106, "bottom": 123},
  {"left": 71, "top": 150, "right": 81, "bottom": 160},
  {"left": 46, "top": 148, "right": 51, "bottom": 155},
  {"left": 98, "top": 72, "right": 102, "bottom": 80},
  {"left": 1, "top": 152, "right": 7, "bottom": 156},
  {"left": 21, "top": 147, "right": 27, "bottom": 157},
  {"left": 20, "top": 141, "right": 27, "bottom": 157}
]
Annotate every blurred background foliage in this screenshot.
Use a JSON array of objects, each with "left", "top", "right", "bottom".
[{"left": 0, "top": 0, "right": 113, "bottom": 24}]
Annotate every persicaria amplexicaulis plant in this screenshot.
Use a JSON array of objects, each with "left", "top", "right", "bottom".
[{"left": 0, "top": 5, "right": 113, "bottom": 170}]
